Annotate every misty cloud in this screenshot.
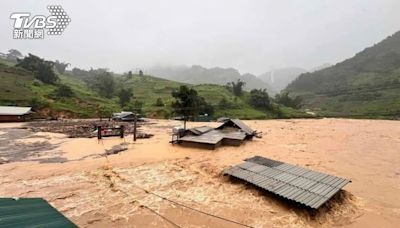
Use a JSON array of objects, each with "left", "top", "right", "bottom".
[{"left": 1, "top": 0, "right": 399, "bottom": 74}]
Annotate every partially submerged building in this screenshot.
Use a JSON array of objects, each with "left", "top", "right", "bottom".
[
  {"left": 224, "top": 156, "right": 351, "bottom": 209},
  {"left": 0, "top": 106, "right": 33, "bottom": 122},
  {"left": 176, "top": 119, "right": 256, "bottom": 149}
]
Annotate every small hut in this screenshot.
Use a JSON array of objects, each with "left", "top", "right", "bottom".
[
  {"left": 0, "top": 106, "right": 33, "bottom": 122},
  {"left": 215, "top": 118, "right": 256, "bottom": 139},
  {"left": 176, "top": 119, "right": 255, "bottom": 149}
]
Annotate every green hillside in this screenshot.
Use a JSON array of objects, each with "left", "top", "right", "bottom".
[
  {"left": 0, "top": 60, "right": 306, "bottom": 119},
  {"left": 286, "top": 31, "right": 400, "bottom": 118},
  {"left": 0, "top": 63, "right": 119, "bottom": 117},
  {"left": 147, "top": 65, "right": 276, "bottom": 95}
]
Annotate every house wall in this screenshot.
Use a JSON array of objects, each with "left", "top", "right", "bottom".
[
  {"left": 221, "top": 138, "right": 243, "bottom": 146},
  {"left": 179, "top": 141, "right": 221, "bottom": 150},
  {"left": 0, "top": 115, "right": 23, "bottom": 122},
  {"left": 0, "top": 114, "right": 31, "bottom": 122}
]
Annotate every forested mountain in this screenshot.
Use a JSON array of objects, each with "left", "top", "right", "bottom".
[
  {"left": 147, "top": 65, "right": 276, "bottom": 94},
  {"left": 258, "top": 67, "right": 307, "bottom": 92},
  {"left": 286, "top": 31, "right": 400, "bottom": 118},
  {"left": 309, "top": 63, "right": 332, "bottom": 72}
]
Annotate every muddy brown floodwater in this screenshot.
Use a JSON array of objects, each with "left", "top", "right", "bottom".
[{"left": 0, "top": 119, "right": 399, "bottom": 227}]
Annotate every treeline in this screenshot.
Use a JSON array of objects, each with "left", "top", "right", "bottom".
[
  {"left": 69, "top": 67, "right": 140, "bottom": 111},
  {"left": 221, "top": 79, "right": 303, "bottom": 117},
  {"left": 15, "top": 54, "right": 74, "bottom": 99}
]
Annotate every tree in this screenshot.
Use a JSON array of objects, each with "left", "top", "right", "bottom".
[
  {"left": 274, "top": 91, "right": 302, "bottom": 109},
  {"left": 171, "top": 85, "right": 211, "bottom": 119},
  {"left": 7, "top": 49, "right": 23, "bottom": 61},
  {"left": 226, "top": 79, "right": 246, "bottom": 96},
  {"left": 118, "top": 87, "right": 132, "bottom": 107},
  {"left": 55, "top": 84, "right": 74, "bottom": 97},
  {"left": 198, "top": 97, "right": 214, "bottom": 115},
  {"left": 30, "top": 97, "right": 49, "bottom": 109},
  {"left": 249, "top": 89, "right": 272, "bottom": 110},
  {"left": 92, "top": 72, "right": 115, "bottom": 98},
  {"left": 218, "top": 97, "right": 238, "bottom": 109},
  {"left": 155, "top": 97, "right": 164, "bottom": 106},
  {"left": 54, "top": 60, "right": 70, "bottom": 74},
  {"left": 16, "top": 54, "right": 46, "bottom": 71},
  {"left": 98, "top": 105, "right": 114, "bottom": 119},
  {"left": 124, "top": 100, "right": 144, "bottom": 114},
  {"left": 16, "top": 54, "right": 59, "bottom": 84},
  {"left": 34, "top": 62, "right": 59, "bottom": 84}
]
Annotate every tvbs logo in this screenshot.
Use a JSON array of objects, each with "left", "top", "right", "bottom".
[{"left": 10, "top": 5, "right": 71, "bottom": 39}]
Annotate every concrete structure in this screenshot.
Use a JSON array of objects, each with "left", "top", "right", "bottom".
[{"left": 0, "top": 106, "right": 33, "bottom": 122}]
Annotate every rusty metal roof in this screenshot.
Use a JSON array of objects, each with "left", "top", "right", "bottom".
[{"left": 223, "top": 156, "right": 351, "bottom": 209}]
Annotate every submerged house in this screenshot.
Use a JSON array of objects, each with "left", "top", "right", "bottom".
[
  {"left": 177, "top": 119, "right": 256, "bottom": 149},
  {"left": 0, "top": 106, "right": 33, "bottom": 122}
]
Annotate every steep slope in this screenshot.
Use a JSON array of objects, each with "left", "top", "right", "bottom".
[
  {"left": 258, "top": 67, "right": 307, "bottom": 92},
  {"left": 0, "top": 63, "right": 119, "bottom": 118},
  {"left": 286, "top": 31, "right": 400, "bottom": 118},
  {"left": 147, "top": 65, "right": 275, "bottom": 94}
]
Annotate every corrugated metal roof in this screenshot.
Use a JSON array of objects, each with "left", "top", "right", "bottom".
[
  {"left": 180, "top": 130, "right": 224, "bottom": 144},
  {"left": 216, "top": 119, "right": 255, "bottom": 135},
  {"left": 0, "top": 106, "right": 32, "bottom": 115},
  {"left": 187, "top": 126, "right": 214, "bottom": 135},
  {"left": 179, "top": 129, "right": 247, "bottom": 145},
  {"left": 0, "top": 198, "right": 77, "bottom": 227},
  {"left": 223, "top": 156, "right": 351, "bottom": 209}
]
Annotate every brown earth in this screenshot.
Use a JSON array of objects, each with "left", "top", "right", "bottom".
[{"left": 0, "top": 119, "right": 399, "bottom": 227}]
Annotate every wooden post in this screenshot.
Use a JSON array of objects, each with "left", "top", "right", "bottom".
[
  {"left": 120, "top": 125, "right": 124, "bottom": 138},
  {"left": 133, "top": 114, "right": 137, "bottom": 141},
  {"left": 97, "top": 126, "right": 102, "bottom": 139}
]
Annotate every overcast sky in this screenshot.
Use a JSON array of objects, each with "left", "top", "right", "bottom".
[{"left": 1, "top": 0, "right": 399, "bottom": 74}]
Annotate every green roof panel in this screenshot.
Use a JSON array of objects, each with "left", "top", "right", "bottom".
[{"left": 0, "top": 198, "right": 77, "bottom": 228}]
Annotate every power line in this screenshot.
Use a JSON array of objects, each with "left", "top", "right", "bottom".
[
  {"left": 117, "top": 173, "right": 254, "bottom": 228},
  {"left": 139, "top": 204, "right": 182, "bottom": 228}
]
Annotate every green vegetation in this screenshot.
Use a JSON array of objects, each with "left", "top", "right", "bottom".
[
  {"left": 0, "top": 54, "right": 309, "bottom": 119},
  {"left": 249, "top": 89, "right": 272, "bottom": 110},
  {"left": 225, "top": 79, "right": 246, "bottom": 96},
  {"left": 54, "top": 60, "right": 70, "bottom": 74},
  {"left": 274, "top": 91, "right": 302, "bottom": 109},
  {"left": 286, "top": 31, "right": 400, "bottom": 119},
  {"left": 147, "top": 65, "right": 276, "bottom": 94},
  {"left": 117, "top": 87, "right": 132, "bottom": 107},
  {"left": 171, "top": 85, "right": 214, "bottom": 119},
  {"left": 16, "top": 54, "right": 59, "bottom": 84},
  {"left": 54, "top": 84, "right": 74, "bottom": 98}
]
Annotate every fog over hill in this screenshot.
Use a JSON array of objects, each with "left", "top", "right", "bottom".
[
  {"left": 286, "top": 31, "right": 400, "bottom": 117},
  {"left": 147, "top": 65, "right": 276, "bottom": 94},
  {"left": 258, "top": 67, "right": 307, "bottom": 92}
]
